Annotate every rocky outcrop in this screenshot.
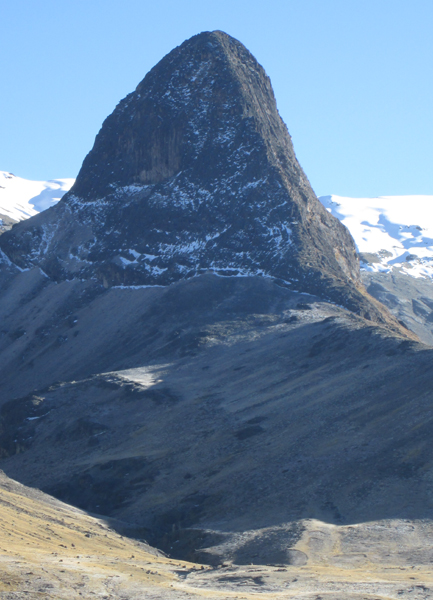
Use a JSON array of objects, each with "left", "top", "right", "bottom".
[{"left": 0, "top": 32, "right": 398, "bottom": 322}]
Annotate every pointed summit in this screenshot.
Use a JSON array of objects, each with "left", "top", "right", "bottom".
[
  {"left": 72, "top": 30, "right": 312, "bottom": 201},
  {"left": 0, "top": 32, "right": 394, "bottom": 322}
]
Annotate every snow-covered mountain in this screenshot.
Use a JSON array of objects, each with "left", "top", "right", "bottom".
[
  {"left": 0, "top": 171, "right": 73, "bottom": 230},
  {"left": 320, "top": 194, "right": 433, "bottom": 279}
]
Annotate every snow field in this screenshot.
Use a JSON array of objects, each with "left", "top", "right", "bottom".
[
  {"left": 320, "top": 194, "right": 433, "bottom": 279},
  {"left": 0, "top": 171, "right": 74, "bottom": 222}
]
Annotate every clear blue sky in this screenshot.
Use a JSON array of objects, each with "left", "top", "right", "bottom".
[{"left": 1, "top": 0, "right": 432, "bottom": 197}]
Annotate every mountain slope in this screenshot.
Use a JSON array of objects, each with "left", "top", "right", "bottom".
[
  {"left": 0, "top": 470, "right": 196, "bottom": 598},
  {"left": 1, "top": 271, "right": 433, "bottom": 563}
]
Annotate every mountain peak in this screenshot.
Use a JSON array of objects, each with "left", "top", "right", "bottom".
[
  {"left": 71, "top": 29, "right": 287, "bottom": 199},
  {"left": 0, "top": 33, "right": 399, "bottom": 325}
]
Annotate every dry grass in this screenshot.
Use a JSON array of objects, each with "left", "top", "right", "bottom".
[{"left": 0, "top": 472, "right": 198, "bottom": 598}]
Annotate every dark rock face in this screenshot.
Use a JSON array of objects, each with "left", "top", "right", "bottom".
[{"left": 0, "top": 32, "right": 394, "bottom": 320}]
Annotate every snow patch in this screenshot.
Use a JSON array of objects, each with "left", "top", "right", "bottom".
[{"left": 112, "top": 284, "right": 165, "bottom": 290}]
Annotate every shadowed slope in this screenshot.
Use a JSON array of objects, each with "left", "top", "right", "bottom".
[{"left": 0, "top": 273, "right": 432, "bottom": 568}]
